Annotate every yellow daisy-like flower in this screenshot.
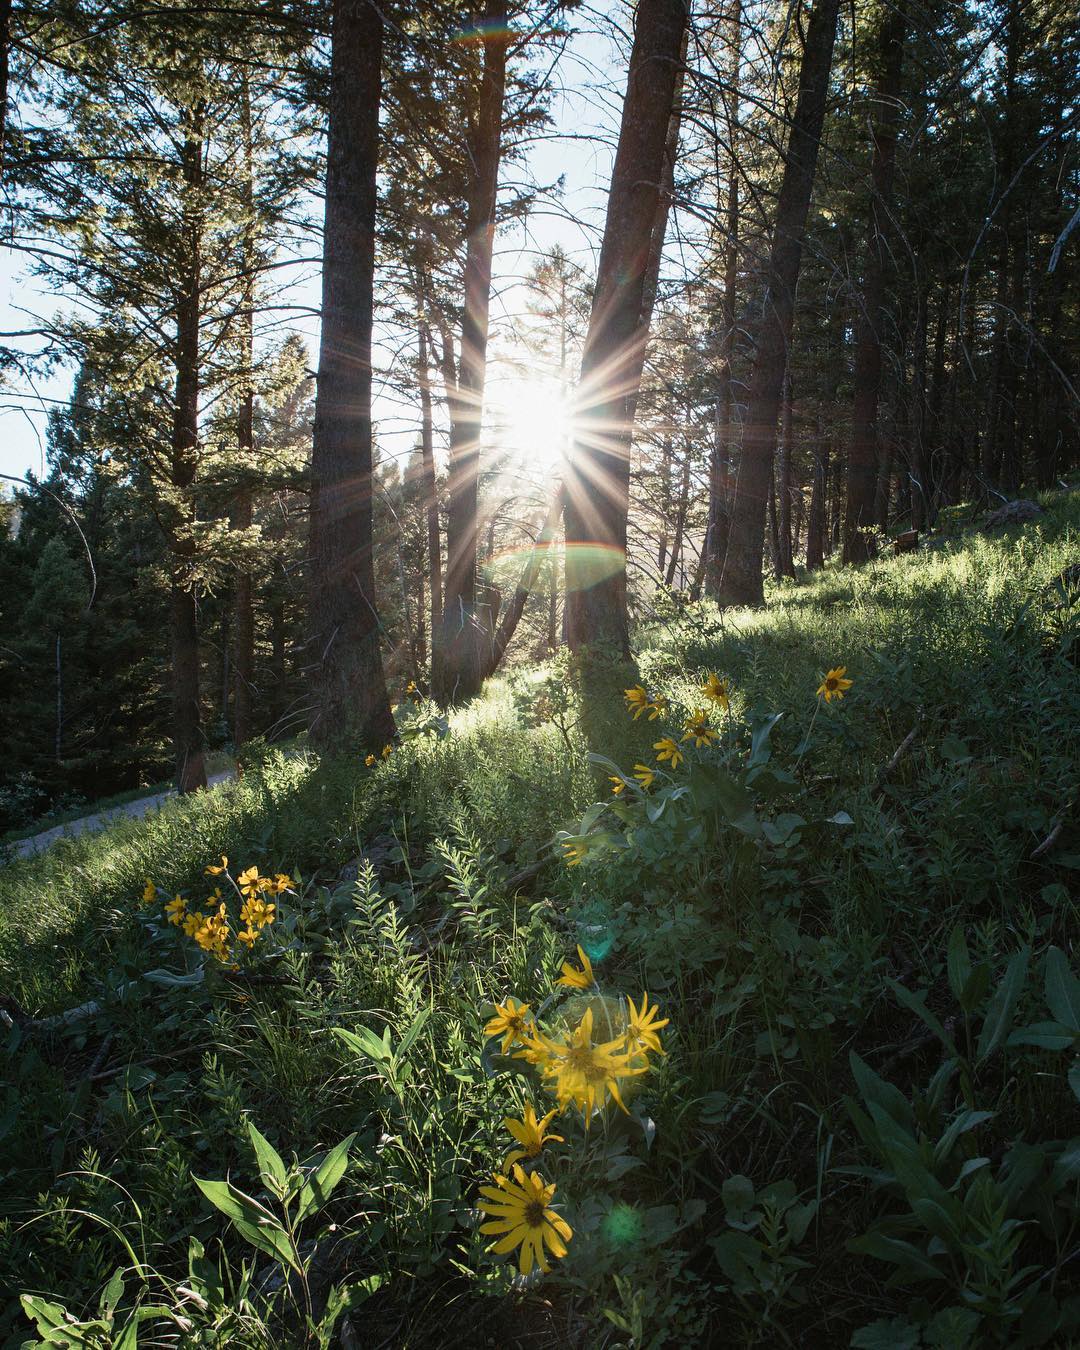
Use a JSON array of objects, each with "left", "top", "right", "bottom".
[
  {"left": 381, "top": 743, "right": 393, "bottom": 759},
  {"left": 544, "top": 1007, "right": 647, "bottom": 1118},
  {"left": 164, "top": 895, "right": 186, "bottom": 926},
  {"left": 633, "top": 762, "right": 655, "bottom": 789},
  {"left": 405, "top": 680, "right": 418, "bottom": 696},
  {"left": 624, "top": 992, "right": 669, "bottom": 1059},
  {"left": 623, "top": 685, "right": 650, "bottom": 719},
  {"left": 702, "top": 672, "right": 730, "bottom": 710},
  {"left": 654, "top": 737, "right": 684, "bottom": 769},
  {"left": 562, "top": 839, "right": 587, "bottom": 867},
  {"left": 182, "top": 910, "right": 203, "bottom": 939},
  {"left": 609, "top": 775, "right": 626, "bottom": 796},
  {"left": 682, "top": 710, "right": 719, "bottom": 748},
  {"left": 484, "top": 997, "right": 534, "bottom": 1054},
  {"left": 556, "top": 945, "right": 595, "bottom": 991},
  {"left": 237, "top": 866, "right": 269, "bottom": 900},
  {"left": 240, "top": 895, "right": 275, "bottom": 931},
  {"left": 272, "top": 873, "right": 292, "bottom": 894},
  {"left": 141, "top": 878, "right": 156, "bottom": 904},
  {"left": 647, "top": 693, "right": 669, "bottom": 720},
  {"left": 204, "top": 855, "right": 228, "bottom": 877},
  {"left": 364, "top": 753, "right": 376, "bottom": 767},
  {"left": 236, "top": 925, "right": 260, "bottom": 947},
  {"left": 477, "top": 1165, "right": 572, "bottom": 1275},
  {"left": 502, "top": 1103, "right": 564, "bottom": 1170},
  {"left": 817, "top": 666, "right": 854, "bottom": 702}
]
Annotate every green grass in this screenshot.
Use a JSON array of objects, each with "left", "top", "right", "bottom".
[{"left": 1, "top": 493, "right": 1077, "bottom": 1348}]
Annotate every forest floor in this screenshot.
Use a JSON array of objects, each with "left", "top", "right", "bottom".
[
  {"left": 6, "top": 770, "right": 234, "bottom": 861},
  {"left": 1, "top": 487, "right": 1078, "bottom": 1349}
]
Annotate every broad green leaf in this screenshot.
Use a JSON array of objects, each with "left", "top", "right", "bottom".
[
  {"left": 1050, "top": 1139, "right": 1080, "bottom": 1189},
  {"left": 748, "top": 712, "right": 783, "bottom": 768},
  {"left": 247, "top": 1121, "right": 287, "bottom": 1195},
  {"left": 193, "top": 1176, "right": 298, "bottom": 1268},
  {"left": 1007, "top": 1021, "right": 1077, "bottom": 1051},
  {"left": 1069, "top": 1061, "right": 1080, "bottom": 1103},
  {"left": 849, "top": 1052, "right": 915, "bottom": 1133},
  {"left": 847, "top": 1231, "right": 945, "bottom": 1283},
  {"left": 851, "top": 1317, "right": 922, "bottom": 1350},
  {"left": 946, "top": 926, "right": 972, "bottom": 1005},
  {"left": 113, "top": 1314, "right": 139, "bottom": 1350},
  {"left": 976, "top": 945, "right": 1030, "bottom": 1063},
  {"left": 295, "top": 1132, "right": 356, "bottom": 1223},
  {"left": 333, "top": 1025, "right": 393, "bottom": 1063},
  {"left": 143, "top": 967, "right": 205, "bottom": 988},
  {"left": 761, "top": 813, "right": 805, "bottom": 847},
  {"left": 396, "top": 1008, "right": 431, "bottom": 1062},
  {"left": 888, "top": 979, "right": 957, "bottom": 1057},
  {"left": 934, "top": 1109, "right": 994, "bottom": 1166},
  {"left": 1045, "top": 947, "right": 1080, "bottom": 1032}
]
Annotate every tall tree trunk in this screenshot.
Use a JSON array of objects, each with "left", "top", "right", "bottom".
[
  {"left": 54, "top": 633, "right": 62, "bottom": 763},
  {"left": 308, "top": 0, "right": 393, "bottom": 753},
  {"left": 564, "top": 0, "right": 688, "bottom": 653},
  {"left": 171, "top": 116, "right": 207, "bottom": 795},
  {"left": 842, "top": 2, "right": 906, "bottom": 563},
  {"left": 922, "top": 285, "right": 949, "bottom": 523},
  {"left": 719, "top": 0, "right": 841, "bottom": 606},
  {"left": 269, "top": 597, "right": 287, "bottom": 735},
  {"left": 233, "top": 76, "right": 256, "bottom": 752},
  {"left": 705, "top": 0, "right": 742, "bottom": 598},
  {"left": 767, "top": 464, "right": 781, "bottom": 581},
  {"left": 777, "top": 370, "right": 796, "bottom": 577},
  {"left": 417, "top": 315, "right": 443, "bottom": 640},
  {"left": 0, "top": 0, "right": 11, "bottom": 180},
  {"left": 806, "top": 421, "right": 829, "bottom": 572},
  {"left": 482, "top": 489, "right": 563, "bottom": 679},
  {"left": 664, "top": 446, "right": 690, "bottom": 588},
  {"left": 432, "top": 0, "right": 509, "bottom": 705}
]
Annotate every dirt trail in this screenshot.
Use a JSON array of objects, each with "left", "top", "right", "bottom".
[{"left": 8, "top": 772, "right": 234, "bottom": 862}]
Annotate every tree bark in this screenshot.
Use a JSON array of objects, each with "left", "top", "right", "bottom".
[
  {"left": 417, "top": 315, "right": 443, "bottom": 639},
  {"left": 777, "top": 369, "right": 796, "bottom": 577},
  {"left": 806, "top": 421, "right": 829, "bottom": 571},
  {"left": 431, "top": 0, "right": 509, "bottom": 705},
  {"left": 842, "top": 1, "right": 906, "bottom": 562},
  {"left": 233, "top": 76, "right": 256, "bottom": 752},
  {"left": 170, "top": 116, "right": 207, "bottom": 795},
  {"left": 482, "top": 489, "right": 563, "bottom": 679},
  {"left": 307, "top": 0, "right": 393, "bottom": 753},
  {"left": 705, "top": 0, "right": 741, "bottom": 599},
  {"left": 564, "top": 0, "right": 688, "bottom": 652},
  {"left": 719, "top": 0, "right": 841, "bottom": 606}
]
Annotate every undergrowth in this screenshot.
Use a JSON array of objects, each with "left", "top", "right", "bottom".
[{"left": 1, "top": 494, "right": 1077, "bottom": 1347}]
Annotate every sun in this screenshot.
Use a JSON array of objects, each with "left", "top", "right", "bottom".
[{"left": 490, "top": 373, "right": 574, "bottom": 469}]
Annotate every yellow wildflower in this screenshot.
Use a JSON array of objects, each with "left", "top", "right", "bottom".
[
  {"left": 544, "top": 1007, "right": 646, "bottom": 1117},
  {"left": 609, "top": 774, "right": 626, "bottom": 796},
  {"left": 623, "top": 685, "right": 650, "bottom": 719},
  {"left": 405, "top": 680, "right": 418, "bottom": 696},
  {"left": 240, "top": 895, "right": 275, "bottom": 931},
  {"left": 484, "top": 997, "right": 534, "bottom": 1054},
  {"left": 164, "top": 895, "right": 186, "bottom": 926},
  {"left": 141, "top": 878, "right": 156, "bottom": 904},
  {"left": 556, "top": 945, "right": 595, "bottom": 991},
  {"left": 477, "top": 1165, "right": 572, "bottom": 1275},
  {"left": 624, "top": 992, "right": 669, "bottom": 1059},
  {"left": 236, "top": 926, "right": 260, "bottom": 947},
  {"left": 654, "top": 736, "right": 684, "bottom": 769},
  {"left": 204, "top": 855, "right": 228, "bottom": 876},
  {"left": 702, "top": 672, "right": 730, "bottom": 710},
  {"left": 237, "top": 866, "right": 268, "bottom": 900},
  {"left": 647, "top": 693, "right": 670, "bottom": 720},
  {"left": 381, "top": 743, "right": 393, "bottom": 759},
  {"left": 682, "top": 709, "right": 718, "bottom": 748},
  {"left": 632, "top": 762, "right": 655, "bottom": 789},
  {"left": 817, "top": 666, "right": 854, "bottom": 702},
  {"left": 502, "top": 1103, "right": 564, "bottom": 1171},
  {"left": 562, "top": 839, "right": 587, "bottom": 867},
  {"left": 272, "top": 873, "right": 292, "bottom": 894},
  {"left": 364, "top": 753, "right": 376, "bottom": 767},
  {"left": 182, "top": 911, "right": 203, "bottom": 939}
]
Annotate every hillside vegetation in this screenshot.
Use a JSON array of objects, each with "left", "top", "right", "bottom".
[{"left": 1, "top": 494, "right": 1078, "bottom": 1348}]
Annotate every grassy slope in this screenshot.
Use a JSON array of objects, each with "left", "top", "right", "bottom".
[{"left": 1, "top": 493, "right": 1077, "bottom": 1347}]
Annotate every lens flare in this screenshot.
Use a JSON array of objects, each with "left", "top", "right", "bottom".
[
  {"left": 602, "top": 1203, "right": 644, "bottom": 1248},
  {"left": 561, "top": 542, "right": 625, "bottom": 590},
  {"left": 450, "top": 20, "right": 515, "bottom": 44}
]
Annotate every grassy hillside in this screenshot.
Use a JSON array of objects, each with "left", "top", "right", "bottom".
[{"left": 1, "top": 494, "right": 1077, "bottom": 1348}]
